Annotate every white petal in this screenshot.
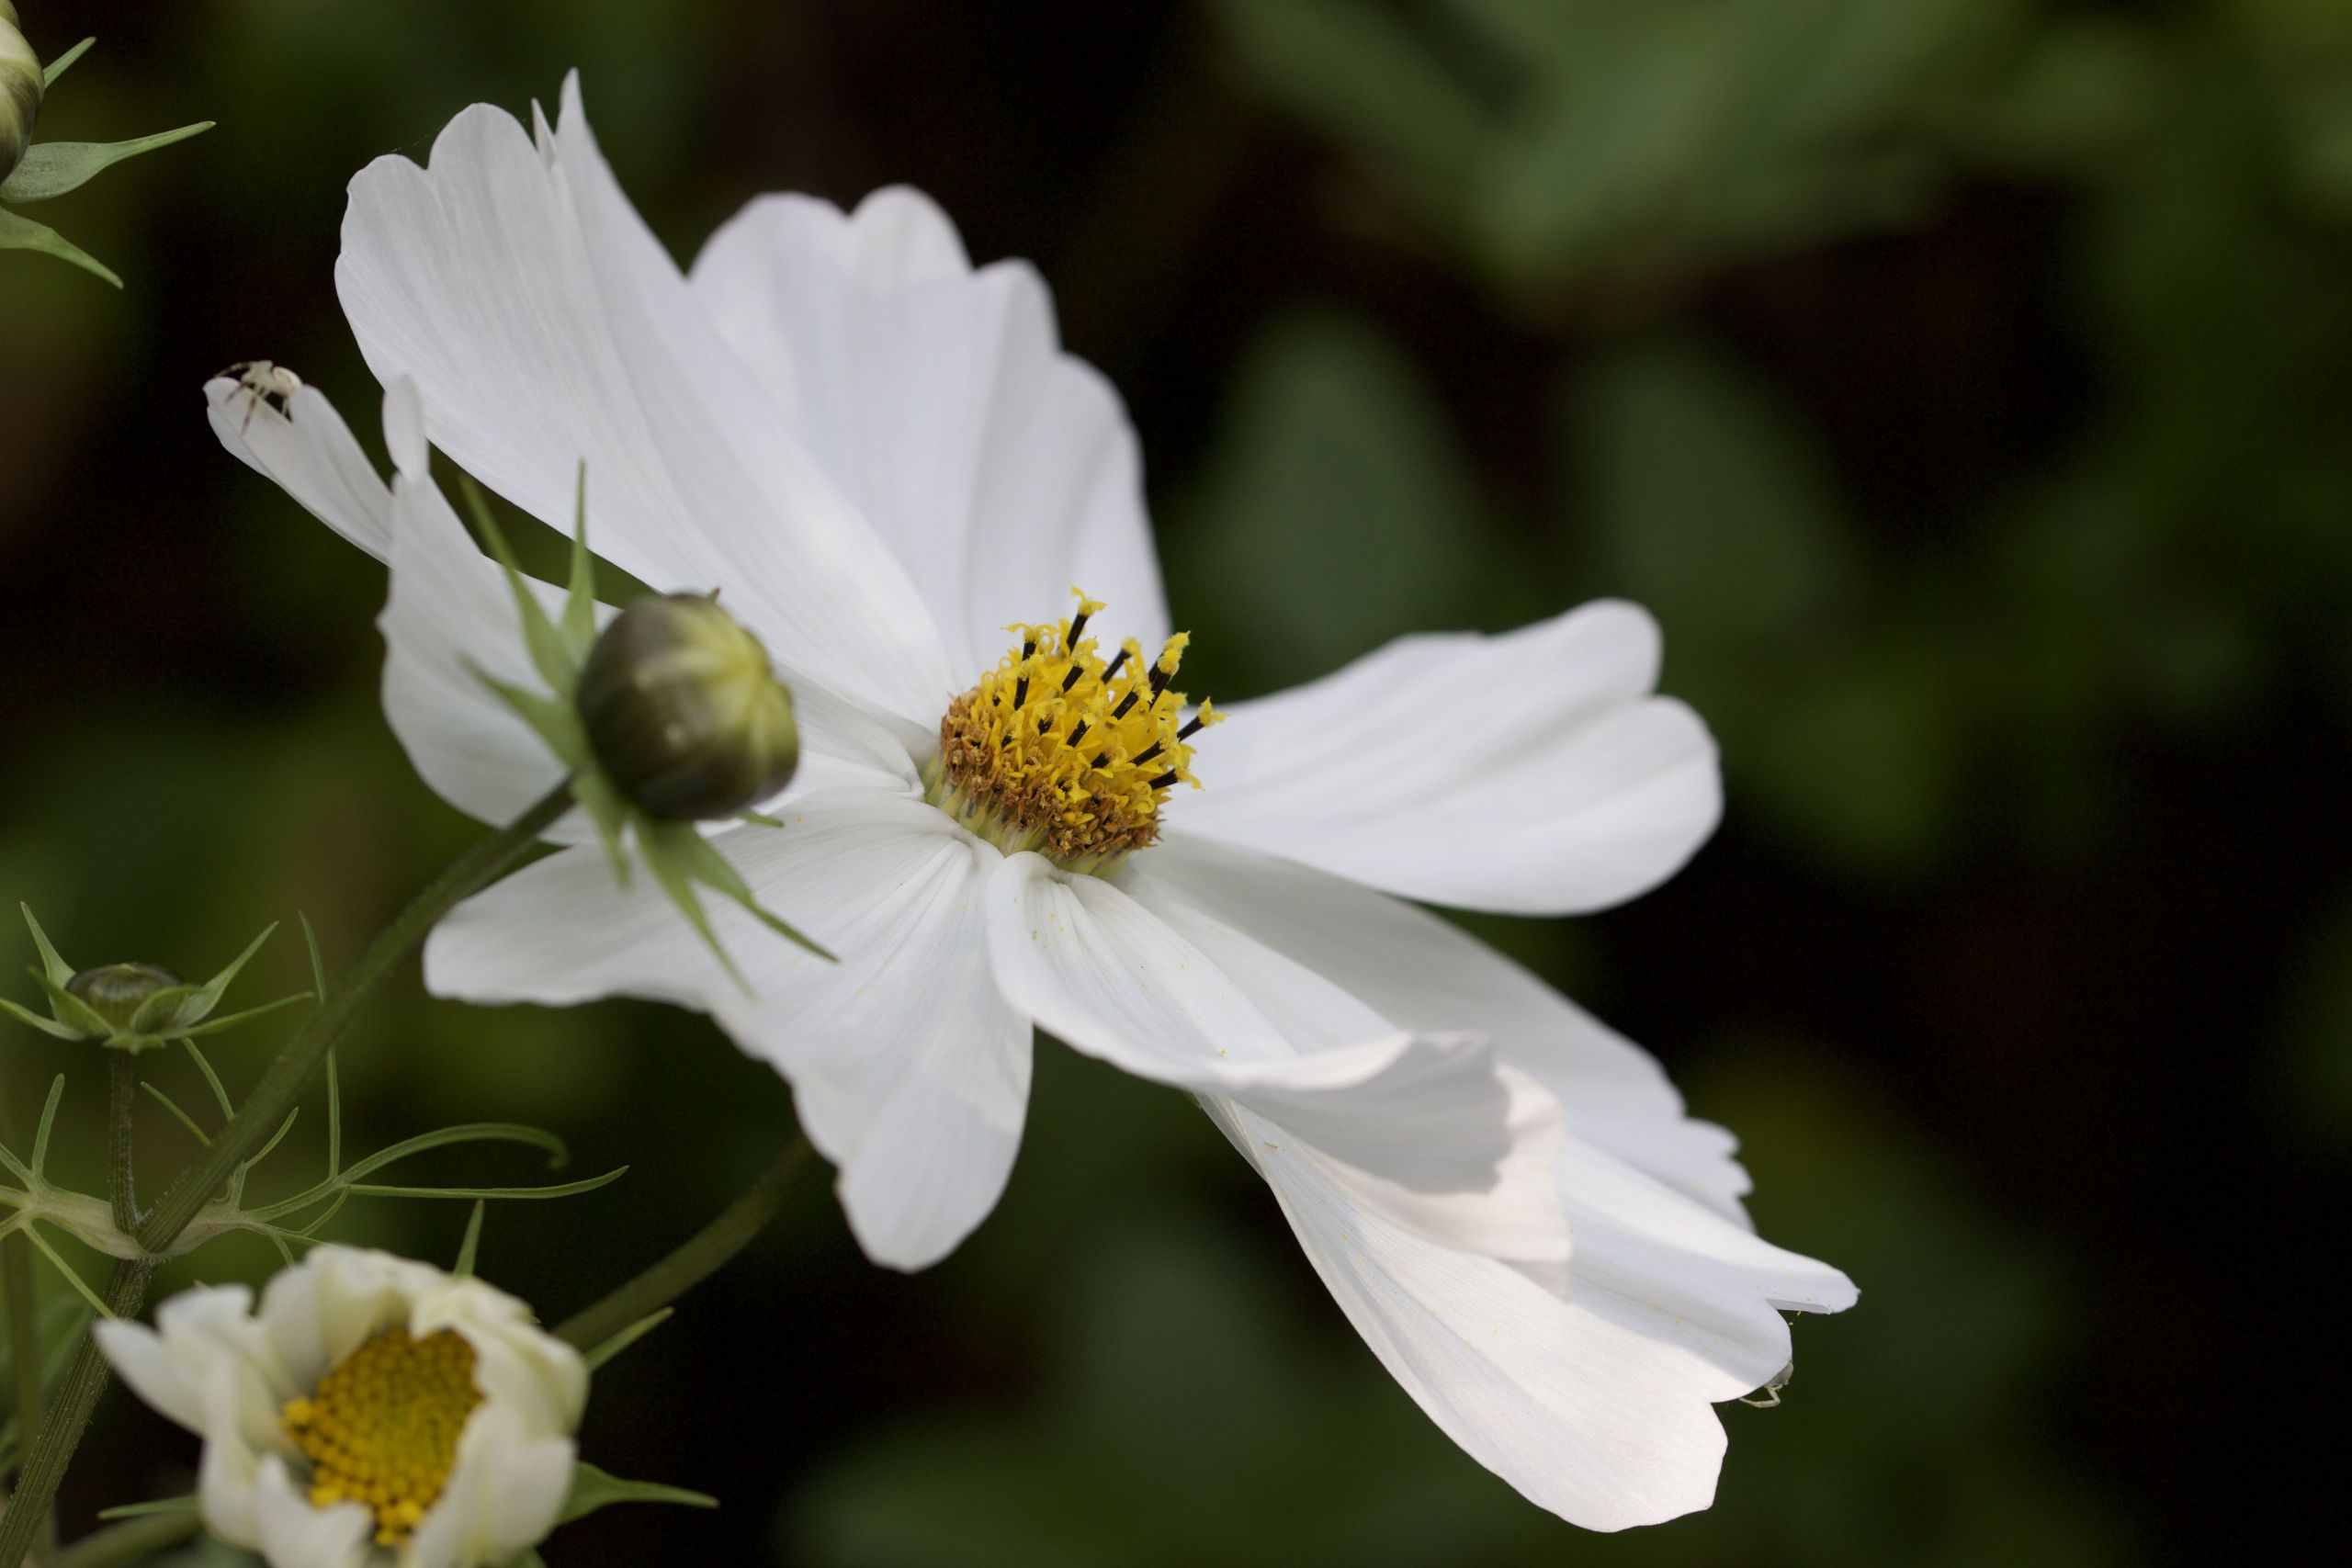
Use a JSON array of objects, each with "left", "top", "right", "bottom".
[
  {"left": 1221, "top": 1094, "right": 1722, "bottom": 1531},
  {"left": 426, "top": 795, "right": 1031, "bottom": 1270},
  {"left": 335, "top": 76, "right": 954, "bottom": 724},
  {"left": 379, "top": 465, "right": 581, "bottom": 833},
  {"left": 1131, "top": 834, "right": 1755, "bottom": 1222},
  {"left": 691, "top": 187, "right": 1169, "bottom": 673},
  {"left": 1167, "top": 600, "right": 1721, "bottom": 915},
  {"left": 412, "top": 1276, "right": 587, "bottom": 1436},
  {"left": 411, "top": 1404, "right": 573, "bottom": 1568},
  {"left": 253, "top": 1456, "right": 376, "bottom": 1568},
  {"left": 205, "top": 377, "right": 391, "bottom": 560}
]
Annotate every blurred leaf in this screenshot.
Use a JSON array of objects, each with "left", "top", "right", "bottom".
[
  {"left": 0, "top": 122, "right": 213, "bottom": 203},
  {"left": 1170, "top": 308, "right": 1512, "bottom": 696}
]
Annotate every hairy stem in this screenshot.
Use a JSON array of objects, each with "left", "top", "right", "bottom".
[
  {"left": 0, "top": 783, "right": 572, "bottom": 1568},
  {"left": 104, "top": 1055, "right": 135, "bottom": 1236},
  {"left": 136, "top": 781, "right": 573, "bottom": 1254},
  {"left": 2, "top": 1233, "right": 47, "bottom": 1562},
  {"left": 0, "top": 1261, "right": 151, "bottom": 1568},
  {"left": 557, "top": 1134, "right": 816, "bottom": 1352}
]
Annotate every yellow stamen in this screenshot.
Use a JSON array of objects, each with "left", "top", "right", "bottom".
[
  {"left": 930, "top": 588, "right": 1221, "bottom": 870},
  {"left": 282, "top": 1327, "right": 483, "bottom": 1546}
]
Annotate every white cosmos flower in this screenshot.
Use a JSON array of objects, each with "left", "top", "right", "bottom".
[
  {"left": 94, "top": 1246, "right": 583, "bottom": 1568},
  {"left": 209, "top": 75, "right": 1855, "bottom": 1530}
]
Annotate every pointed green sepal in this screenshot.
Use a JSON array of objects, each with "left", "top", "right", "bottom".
[
  {"left": 171, "top": 988, "right": 311, "bottom": 1039},
  {"left": 20, "top": 905, "right": 73, "bottom": 987},
  {"left": 29, "top": 967, "right": 112, "bottom": 1040},
  {"left": 172, "top": 921, "right": 277, "bottom": 1027},
  {"left": 0, "top": 122, "right": 213, "bottom": 204},
  {"left": 459, "top": 473, "right": 582, "bottom": 698},
  {"left": 0, "top": 997, "right": 80, "bottom": 1041},
  {"left": 41, "top": 39, "right": 93, "bottom": 88},
  {"left": 0, "top": 207, "right": 119, "bottom": 287},
  {"left": 453, "top": 1200, "right": 487, "bottom": 1278},
  {"left": 663, "top": 825, "right": 834, "bottom": 962},
  {"left": 559, "top": 1461, "right": 718, "bottom": 1525},
  {"left": 561, "top": 463, "right": 599, "bottom": 656},
  {"left": 571, "top": 770, "right": 634, "bottom": 887}
]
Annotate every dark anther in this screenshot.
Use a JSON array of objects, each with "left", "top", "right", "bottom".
[
  {"left": 1178, "top": 715, "right": 1207, "bottom": 739},
  {"left": 1068, "top": 609, "right": 1092, "bottom": 646},
  {"left": 1148, "top": 662, "right": 1175, "bottom": 696},
  {"left": 1061, "top": 665, "right": 1086, "bottom": 692},
  {"left": 1069, "top": 721, "right": 1090, "bottom": 747},
  {"left": 1111, "top": 691, "right": 1139, "bottom": 720},
  {"left": 1148, "top": 770, "right": 1179, "bottom": 789},
  {"left": 1102, "top": 649, "right": 1130, "bottom": 681},
  {"left": 1013, "top": 676, "right": 1030, "bottom": 706},
  {"left": 1132, "top": 742, "right": 1164, "bottom": 765}
]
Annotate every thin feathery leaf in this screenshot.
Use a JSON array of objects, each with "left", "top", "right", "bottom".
[
  {"left": 22, "top": 1226, "right": 114, "bottom": 1318},
  {"left": 30, "top": 1076, "right": 65, "bottom": 1177},
  {"left": 181, "top": 1039, "right": 233, "bottom": 1120},
  {"left": 343, "top": 1168, "right": 627, "bottom": 1203},
  {"left": 581, "top": 1307, "right": 673, "bottom": 1374},
  {"left": 139, "top": 1083, "right": 211, "bottom": 1148}
]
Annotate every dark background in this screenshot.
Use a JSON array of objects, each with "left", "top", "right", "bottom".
[{"left": 4, "top": 2, "right": 2346, "bottom": 1563}]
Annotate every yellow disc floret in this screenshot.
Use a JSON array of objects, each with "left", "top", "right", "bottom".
[
  {"left": 282, "top": 1327, "right": 484, "bottom": 1546},
  {"left": 932, "top": 590, "right": 1222, "bottom": 870}
]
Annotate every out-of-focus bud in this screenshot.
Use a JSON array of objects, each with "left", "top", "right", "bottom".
[
  {"left": 576, "top": 593, "right": 800, "bottom": 821},
  {"left": 1, "top": 2, "right": 40, "bottom": 184},
  {"left": 65, "top": 961, "right": 181, "bottom": 1032}
]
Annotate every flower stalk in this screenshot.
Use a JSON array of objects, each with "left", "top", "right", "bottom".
[
  {"left": 0, "top": 781, "right": 574, "bottom": 1568},
  {"left": 103, "top": 1054, "right": 133, "bottom": 1236},
  {"left": 556, "top": 1134, "right": 815, "bottom": 1355}
]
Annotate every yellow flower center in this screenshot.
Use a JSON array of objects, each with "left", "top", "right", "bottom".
[
  {"left": 929, "top": 591, "right": 1220, "bottom": 871},
  {"left": 281, "top": 1327, "right": 483, "bottom": 1546}
]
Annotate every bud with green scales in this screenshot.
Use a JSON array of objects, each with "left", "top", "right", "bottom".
[
  {"left": 577, "top": 593, "right": 801, "bottom": 822},
  {"left": 2, "top": 906, "right": 309, "bottom": 1053},
  {"left": 459, "top": 468, "right": 831, "bottom": 987},
  {"left": 1, "top": 4, "right": 213, "bottom": 287},
  {"left": 1, "top": 3, "right": 40, "bottom": 184}
]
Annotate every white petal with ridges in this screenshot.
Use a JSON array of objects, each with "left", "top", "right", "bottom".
[
  {"left": 692, "top": 187, "right": 1169, "bottom": 672},
  {"left": 1131, "top": 834, "right": 1755, "bottom": 1221},
  {"left": 336, "top": 75, "right": 953, "bottom": 725},
  {"left": 1223, "top": 1091, "right": 1758, "bottom": 1533},
  {"left": 1167, "top": 600, "right": 1721, "bottom": 915},
  {"left": 204, "top": 377, "right": 391, "bottom": 560},
  {"left": 426, "top": 795, "right": 1030, "bottom": 1269}
]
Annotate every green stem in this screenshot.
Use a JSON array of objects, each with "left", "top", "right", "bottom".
[
  {"left": 557, "top": 1134, "right": 815, "bottom": 1352},
  {"left": 2, "top": 1233, "right": 41, "bottom": 1462},
  {"left": 135, "top": 781, "right": 573, "bottom": 1255},
  {"left": 0, "top": 1261, "right": 151, "bottom": 1568},
  {"left": 0, "top": 782, "right": 572, "bottom": 1568},
  {"left": 104, "top": 1054, "right": 135, "bottom": 1236}
]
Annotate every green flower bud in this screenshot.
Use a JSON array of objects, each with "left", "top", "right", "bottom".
[
  {"left": 576, "top": 593, "right": 800, "bottom": 821},
  {"left": 65, "top": 961, "right": 181, "bottom": 1032},
  {"left": 1, "top": 3, "right": 40, "bottom": 184}
]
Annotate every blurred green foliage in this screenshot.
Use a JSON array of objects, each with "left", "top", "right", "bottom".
[{"left": 4, "top": 0, "right": 2346, "bottom": 1562}]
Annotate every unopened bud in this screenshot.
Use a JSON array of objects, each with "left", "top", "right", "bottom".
[
  {"left": 576, "top": 593, "right": 800, "bottom": 821},
  {"left": 66, "top": 962, "right": 182, "bottom": 1032},
  {"left": 1, "top": 3, "right": 40, "bottom": 184}
]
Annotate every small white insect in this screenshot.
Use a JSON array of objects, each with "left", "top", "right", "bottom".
[
  {"left": 1738, "top": 1360, "right": 1794, "bottom": 1409},
  {"left": 217, "top": 360, "right": 303, "bottom": 433}
]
